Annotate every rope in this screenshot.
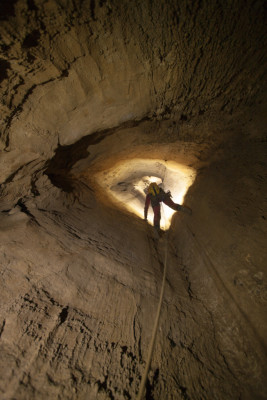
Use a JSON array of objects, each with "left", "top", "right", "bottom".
[{"left": 136, "top": 208, "right": 169, "bottom": 400}]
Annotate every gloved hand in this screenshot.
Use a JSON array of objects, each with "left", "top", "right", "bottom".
[{"left": 166, "top": 190, "right": 172, "bottom": 198}]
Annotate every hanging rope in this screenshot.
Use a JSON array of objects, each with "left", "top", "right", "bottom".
[{"left": 136, "top": 207, "right": 169, "bottom": 400}]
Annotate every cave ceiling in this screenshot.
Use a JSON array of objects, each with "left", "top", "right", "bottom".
[
  {"left": 0, "top": 0, "right": 266, "bottom": 207},
  {"left": 1, "top": 0, "right": 266, "bottom": 150}
]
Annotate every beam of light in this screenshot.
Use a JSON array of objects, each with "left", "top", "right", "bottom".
[{"left": 95, "top": 159, "right": 196, "bottom": 230}]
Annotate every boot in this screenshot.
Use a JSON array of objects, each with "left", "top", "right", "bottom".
[
  {"left": 181, "top": 205, "right": 192, "bottom": 215},
  {"left": 153, "top": 224, "right": 161, "bottom": 238},
  {"left": 154, "top": 224, "right": 161, "bottom": 233}
]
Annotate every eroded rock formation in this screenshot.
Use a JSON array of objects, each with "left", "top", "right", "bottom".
[{"left": 0, "top": 1, "right": 266, "bottom": 399}]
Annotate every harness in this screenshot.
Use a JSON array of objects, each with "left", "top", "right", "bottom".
[
  {"left": 148, "top": 183, "right": 160, "bottom": 196},
  {"left": 148, "top": 184, "right": 164, "bottom": 207}
]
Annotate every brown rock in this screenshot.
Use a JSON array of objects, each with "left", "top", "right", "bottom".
[{"left": 0, "top": 1, "right": 266, "bottom": 399}]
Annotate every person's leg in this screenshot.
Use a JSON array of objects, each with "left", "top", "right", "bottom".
[
  {"left": 163, "top": 197, "right": 192, "bottom": 215},
  {"left": 163, "top": 197, "right": 181, "bottom": 211},
  {"left": 153, "top": 205, "right": 161, "bottom": 229}
]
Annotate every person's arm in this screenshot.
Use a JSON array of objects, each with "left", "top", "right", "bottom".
[{"left": 144, "top": 194, "right": 151, "bottom": 220}]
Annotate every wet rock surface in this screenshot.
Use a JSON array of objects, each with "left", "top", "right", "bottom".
[{"left": 0, "top": 0, "right": 267, "bottom": 399}]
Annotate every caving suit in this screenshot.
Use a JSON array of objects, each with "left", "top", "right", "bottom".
[{"left": 144, "top": 187, "right": 181, "bottom": 230}]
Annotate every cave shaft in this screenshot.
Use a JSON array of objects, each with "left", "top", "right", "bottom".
[{"left": 0, "top": 0, "right": 267, "bottom": 399}]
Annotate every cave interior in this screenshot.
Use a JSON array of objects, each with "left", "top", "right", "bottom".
[{"left": 0, "top": 1, "right": 267, "bottom": 399}]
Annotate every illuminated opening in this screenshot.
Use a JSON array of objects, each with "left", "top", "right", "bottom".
[{"left": 95, "top": 159, "right": 196, "bottom": 230}]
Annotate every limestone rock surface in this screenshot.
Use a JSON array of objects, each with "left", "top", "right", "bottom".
[{"left": 0, "top": 1, "right": 267, "bottom": 399}]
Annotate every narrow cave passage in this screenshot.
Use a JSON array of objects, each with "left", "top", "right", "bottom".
[
  {"left": 1, "top": 121, "right": 266, "bottom": 399},
  {"left": 0, "top": 0, "right": 267, "bottom": 399},
  {"left": 90, "top": 158, "right": 196, "bottom": 229}
]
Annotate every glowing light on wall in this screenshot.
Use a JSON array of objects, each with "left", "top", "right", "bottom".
[{"left": 95, "top": 159, "right": 196, "bottom": 230}]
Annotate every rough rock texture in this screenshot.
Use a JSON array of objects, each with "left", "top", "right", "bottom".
[{"left": 0, "top": 1, "right": 267, "bottom": 399}]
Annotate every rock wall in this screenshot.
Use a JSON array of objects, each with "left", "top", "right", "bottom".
[
  {"left": 169, "top": 135, "right": 267, "bottom": 399},
  {"left": 0, "top": 0, "right": 267, "bottom": 399},
  {"left": 1, "top": 0, "right": 266, "bottom": 155}
]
